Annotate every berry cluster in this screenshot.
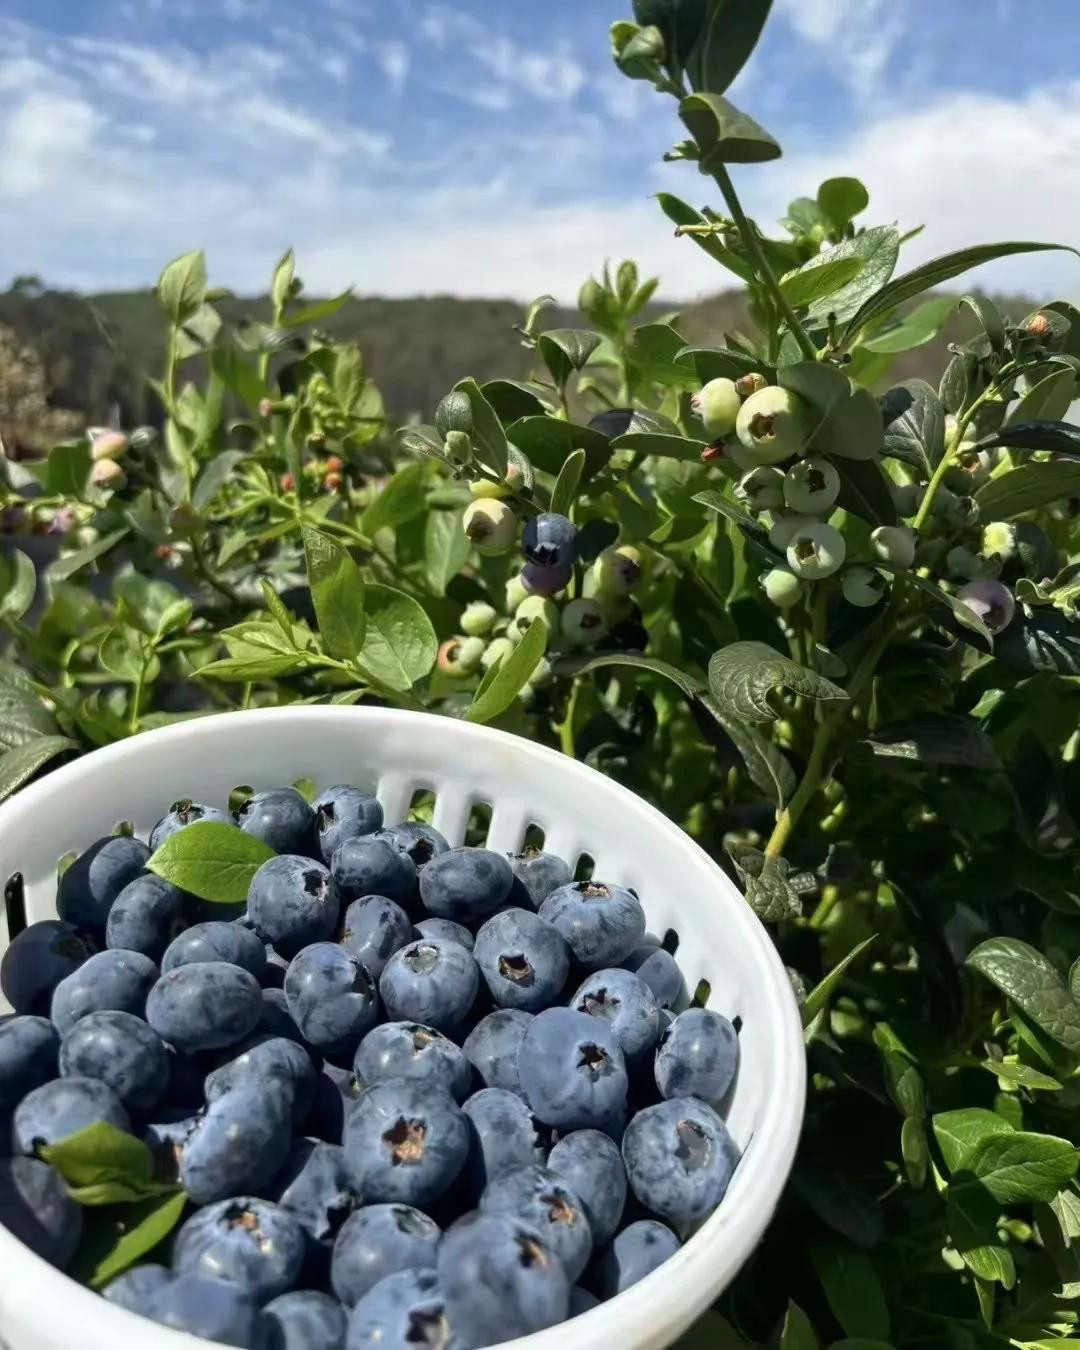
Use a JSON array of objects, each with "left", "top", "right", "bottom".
[{"left": 0, "top": 782, "right": 740, "bottom": 1348}]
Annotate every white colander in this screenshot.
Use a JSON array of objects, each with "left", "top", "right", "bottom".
[{"left": 0, "top": 706, "right": 805, "bottom": 1350}]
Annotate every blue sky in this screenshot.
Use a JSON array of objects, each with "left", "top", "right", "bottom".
[{"left": 2, "top": 0, "right": 1079, "bottom": 302}]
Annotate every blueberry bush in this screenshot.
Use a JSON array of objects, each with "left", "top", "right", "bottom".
[{"left": 3, "top": 0, "right": 1080, "bottom": 1344}]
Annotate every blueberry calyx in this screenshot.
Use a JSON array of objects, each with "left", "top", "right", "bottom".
[{"left": 383, "top": 1116, "right": 427, "bottom": 1165}]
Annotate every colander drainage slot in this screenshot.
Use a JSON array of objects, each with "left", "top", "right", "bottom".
[
  {"left": 4, "top": 872, "right": 26, "bottom": 941},
  {"left": 573, "top": 852, "right": 595, "bottom": 883},
  {"left": 464, "top": 801, "right": 493, "bottom": 848}
]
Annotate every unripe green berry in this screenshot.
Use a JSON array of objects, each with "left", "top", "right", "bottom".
[
  {"left": 527, "top": 657, "right": 553, "bottom": 690},
  {"left": 481, "top": 637, "right": 515, "bottom": 671},
  {"left": 691, "top": 378, "right": 741, "bottom": 439},
  {"left": 461, "top": 602, "right": 497, "bottom": 638},
  {"left": 736, "top": 387, "right": 810, "bottom": 465},
  {"left": 946, "top": 545, "right": 989, "bottom": 581},
  {"left": 768, "top": 514, "right": 806, "bottom": 552},
  {"left": 561, "top": 598, "right": 608, "bottom": 647},
  {"left": 456, "top": 636, "right": 485, "bottom": 674},
  {"left": 762, "top": 567, "right": 802, "bottom": 608},
  {"left": 91, "top": 458, "right": 126, "bottom": 490},
  {"left": 445, "top": 430, "right": 472, "bottom": 465},
  {"left": 512, "top": 595, "right": 558, "bottom": 641},
  {"left": 981, "top": 521, "right": 1017, "bottom": 562},
  {"left": 786, "top": 521, "right": 846, "bottom": 579},
  {"left": 91, "top": 430, "right": 128, "bottom": 461},
  {"left": 890, "top": 482, "right": 919, "bottom": 517},
  {"left": 783, "top": 457, "right": 840, "bottom": 515},
  {"left": 951, "top": 448, "right": 993, "bottom": 491},
  {"left": 437, "top": 637, "right": 482, "bottom": 679},
  {"left": 436, "top": 390, "right": 473, "bottom": 438},
  {"left": 470, "top": 460, "right": 526, "bottom": 500},
  {"left": 463, "top": 498, "right": 516, "bottom": 555},
  {"left": 504, "top": 573, "right": 529, "bottom": 612},
  {"left": 870, "top": 525, "right": 916, "bottom": 570},
  {"left": 590, "top": 545, "right": 642, "bottom": 597},
  {"left": 842, "top": 566, "right": 885, "bottom": 608},
  {"left": 735, "top": 466, "right": 785, "bottom": 513}
]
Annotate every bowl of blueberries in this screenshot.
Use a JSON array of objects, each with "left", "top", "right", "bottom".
[{"left": 0, "top": 706, "right": 804, "bottom": 1349}]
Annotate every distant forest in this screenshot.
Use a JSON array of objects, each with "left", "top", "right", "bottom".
[{"left": 0, "top": 275, "right": 1038, "bottom": 449}]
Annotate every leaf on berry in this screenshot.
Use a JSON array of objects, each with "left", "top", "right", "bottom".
[{"left": 148, "top": 820, "right": 274, "bottom": 903}]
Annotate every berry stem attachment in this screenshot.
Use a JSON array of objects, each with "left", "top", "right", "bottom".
[{"left": 709, "top": 164, "right": 818, "bottom": 363}]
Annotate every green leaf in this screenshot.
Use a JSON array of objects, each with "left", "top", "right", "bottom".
[
  {"left": 685, "top": 0, "right": 773, "bottom": 97},
  {"left": 843, "top": 240, "right": 1078, "bottom": 341},
  {"left": 0, "top": 550, "right": 36, "bottom": 619},
  {"left": 860, "top": 715, "right": 1000, "bottom": 769},
  {"left": 779, "top": 362, "right": 883, "bottom": 461},
  {"left": 780, "top": 1301, "right": 820, "bottom": 1350},
  {"left": 397, "top": 424, "right": 445, "bottom": 461},
  {"left": 453, "top": 378, "right": 508, "bottom": 478},
  {"left": 50, "top": 528, "right": 129, "bottom": 583},
  {"left": 628, "top": 324, "right": 701, "bottom": 387},
  {"left": 148, "top": 819, "right": 275, "bottom": 903},
  {"left": 424, "top": 510, "right": 471, "bottom": 597},
  {"left": 968, "top": 937, "right": 1080, "bottom": 1054},
  {"left": 901, "top": 1117, "right": 928, "bottom": 1189},
  {"left": 699, "top": 693, "right": 796, "bottom": 806},
  {"left": 906, "top": 574, "right": 993, "bottom": 650},
  {"left": 834, "top": 459, "right": 897, "bottom": 526},
  {"left": 656, "top": 194, "right": 753, "bottom": 282},
  {"left": 997, "top": 607, "right": 1080, "bottom": 675},
  {"left": 361, "top": 463, "right": 429, "bottom": 537},
  {"left": 674, "top": 1309, "right": 754, "bottom": 1349},
  {"left": 40, "top": 1121, "right": 160, "bottom": 1194},
  {"left": 173, "top": 302, "right": 221, "bottom": 362},
  {"left": 612, "top": 431, "right": 705, "bottom": 461},
  {"left": 271, "top": 247, "right": 295, "bottom": 314},
  {"left": 802, "top": 227, "right": 900, "bottom": 327},
  {"left": 810, "top": 1243, "right": 890, "bottom": 1340},
  {"left": 0, "top": 735, "right": 77, "bottom": 804},
  {"left": 982, "top": 1060, "right": 1062, "bottom": 1091},
  {"left": 358, "top": 584, "right": 438, "bottom": 692},
  {"left": 976, "top": 420, "right": 1080, "bottom": 456},
  {"left": 1007, "top": 369, "right": 1077, "bottom": 426},
  {"left": 157, "top": 249, "right": 207, "bottom": 324},
  {"left": 958, "top": 293, "right": 1005, "bottom": 351},
  {"left": 693, "top": 489, "right": 781, "bottom": 562},
  {"left": 80, "top": 1191, "right": 188, "bottom": 1290},
  {"left": 192, "top": 451, "right": 248, "bottom": 510},
  {"left": 278, "top": 289, "right": 352, "bottom": 329},
  {"left": 43, "top": 439, "right": 92, "bottom": 497},
  {"left": 550, "top": 449, "right": 586, "bottom": 519},
  {"left": 708, "top": 641, "right": 848, "bottom": 723},
  {"left": 466, "top": 619, "right": 548, "bottom": 725},
  {"left": 975, "top": 462, "right": 1080, "bottom": 520},
  {"left": 727, "top": 843, "right": 806, "bottom": 922},
  {"left": 961, "top": 1131, "right": 1079, "bottom": 1204},
  {"left": 780, "top": 255, "right": 865, "bottom": 310},
  {"left": 862, "top": 296, "right": 956, "bottom": 354},
  {"left": 946, "top": 1182, "right": 1016, "bottom": 1288},
  {"left": 0, "top": 663, "right": 58, "bottom": 752},
  {"left": 303, "top": 526, "right": 366, "bottom": 661},
  {"left": 679, "top": 92, "right": 781, "bottom": 164},
  {"left": 537, "top": 330, "right": 602, "bottom": 390},
  {"left": 817, "top": 177, "right": 869, "bottom": 232},
  {"left": 506, "top": 417, "right": 611, "bottom": 479},
  {"left": 802, "top": 937, "right": 876, "bottom": 1025},
  {"left": 197, "top": 654, "right": 306, "bottom": 681},
  {"left": 211, "top": 347, "right": 268, "bottom": 411},
  {"left": 879, "top": 379, "right": 944, "bottom": 475},
  {"left": 933, "top": 1109, "right": 1015, "bottom": 1174}
]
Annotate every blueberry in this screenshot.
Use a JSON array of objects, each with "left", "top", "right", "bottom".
[
  {"left": 50, "top": 949, "right": 159, "bottom": 1037},
  {"left": 285, "top": 944, "right": 379, "bottom": 1062},
  {"left": 572, "top": 968, "right": 660, "bottom": 1063},
  {"left": 236, "top": 787, "right": 317, "bottom": 855},
  {"left": 418, "top": 848, "right": 512, "bottom": 925},
  {"left": 340, "top": 895, "right": 414, "bottom": 978},
  {"left": 548, "top": 1130, "right": 627, "bottom": 1246},
  {"left": 518, "top": 1008, "right": 628, "bottom": 1132},
  {"left": 414, "top": 918, "right": 473, "bottom": 952},
  {"left": 593, "top": 1219, "right": 680, "bottom": 1297},
  {"left": 346, "top": 1268, "right": 455, "bottom": 1350},
  {"left": 355, "top": 1023, "right": 472, "bottom": 1103},
  {"left": 150, "top": 800, "right": 233, "bottom": 851},
  {"left": 439, "top": 1211, "right": 569, "bottom": 1344},
  {"left": 522, "top": 512, "right": 579, "bottom": 570},
  {"left": 105, "top": 874, "right": 189, "bottom": 962},
  {"left": 56, "top": 834, "right": 150, "bottom": 937},
  {"left": 377, "top": 823, "right": 450, "bottom": 871},
  {"left": 270, "top": 1140, "right": 361, "bottom": 1246},
  {"left": 143, "top": 1112, "right": 199, "bottom": 1182},
  {"left": 103, "top": 1262, "right": 172, "bottom": 1312},
  {"left": 146, "top": 961, "right": 262, "bottom": 1054},
  {"left": 569, "top": 1284, "right": 600, "bottom": 1317},
  {"left": 59, "top": 1010, "right": 169, "bottom": 1111},
  {"left": 0, "top": 1156, "right": 82, "bottom": 1267},
  {"left": 343, "top": 1079, "right": 468, "bottom": 1206},
  {"left": 314, "top": 786, "right": 384, "bottom": 864},
  {"left": 461, "top": 1090, "right": 551, "bottom": 1199},
  {"left": 12, "top": 1076, "right": 129, "bottom": 1154},
  {"left": 0, "top": 1016, "right": 58, "bottom": 1116},
  {"left": 473, "top": 909, "right": 569, "bottom": 1012},
  {"left": 539, "top": 882, "right": 645, "bottom": 968},
  {"left": 163, "top": 921, "right": 268, "bottom": 977},
  {"left": 180, "top": 1087, "right": 293, "bottom": 1205},
  {"left": 332, "top": 836, "right": 416, "bottom": 908},
  {"left": 261, "top": 945, "right": 291, "bottom": 988},
  {"left": 480, "top": 1163, "right": 592, "bottom": 1282},
  {"left": 306, "top": 1064, "right": 365, "bottom": 1145},
  {"left": 654, "top": 1008, "right": 739, "bottom": 1105},
  {"left": 520, "top": 561, "right": 572, "bottom": 597},
  {"left": 621, "top": 1096, "right": 738, "bottom": 1227},
  {"left": 623, "top": 943, "right": 685, "bottom": 1009},
  {"left": 331, "top": 1204, "right": 441, "bottom": 1308},
  {"left": 462, "top": 1010, "right": 533, "bottom": 1094},
  {"left": 507, "top": 849, "right": 572, "bottom": 911},
  {"left": 249, "top": 856, "right": 341, "bottom": 958},
  {"left": 1, "top": 920, "right": 92, "bottom": 1015},
  {"left": 379, "top": 940, "right": 478, "bottom": 1035},
  {"left": 174, "top": 1197, "right": 307, "bottom": 1304},
  {"left": 257, "top": 1290, "right": 347, "bottom": 1350},
  {"left": 259, "top": 988, "right": 306, "bottom": 1045},
  {"left": 206, "top": 1035, "right": 318, "bottom": 1126}
]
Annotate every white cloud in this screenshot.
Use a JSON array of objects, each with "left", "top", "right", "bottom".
[
  {"left": 376, "top": 40, "right": 410, "bottom": 94},
  {"left": 2, "top": 89, "right": 101, "bottom": 196},
  {"left": 775, "top": 0, "right": 904, "bottom": 97}
]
